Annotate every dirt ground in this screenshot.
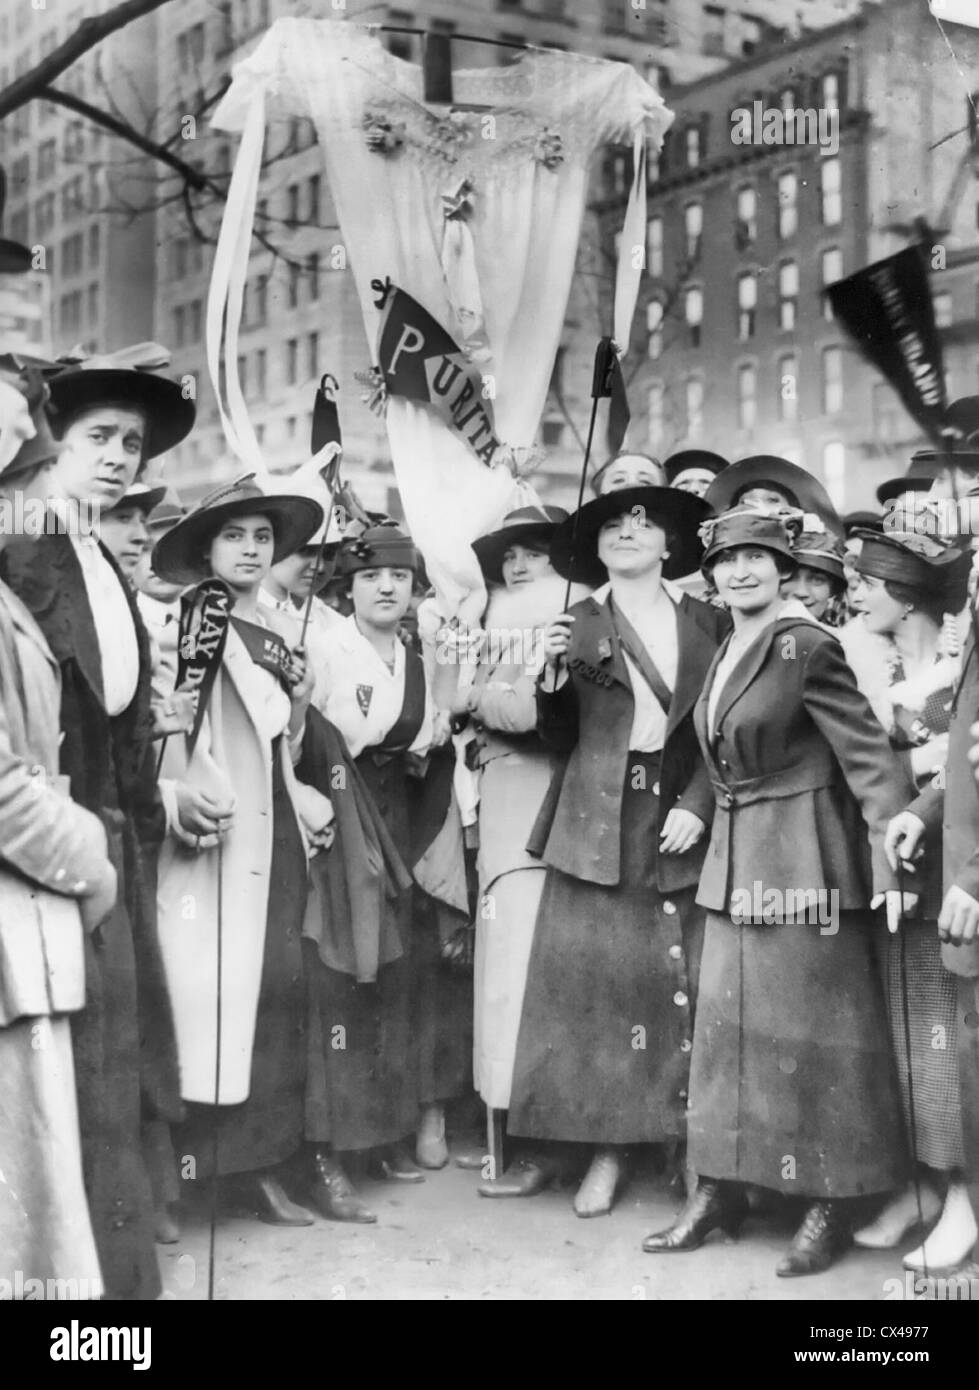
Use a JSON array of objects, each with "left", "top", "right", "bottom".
[{"left": 157, "top": 1143, "right": 955, "bottom": 1302}]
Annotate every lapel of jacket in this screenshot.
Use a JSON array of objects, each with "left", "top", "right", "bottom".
[
  {"left": 577, "top": 594, "right": 633, "bottom": 693},
  {"left": 708, "top": 620, "right": 780, "bottom": 740},
  {"left": 665, "top": 593, "right": 713, "bottom": 741},
  {"left": 220, "top": 624, "right": 277, "bottom": 745},
  {"left": 49, "top": 535, "right": 106, "bottom": 707}
]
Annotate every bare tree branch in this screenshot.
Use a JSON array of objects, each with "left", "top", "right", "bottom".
[{"left": 0, "top": 0, "right": 176, "bottom": 121}]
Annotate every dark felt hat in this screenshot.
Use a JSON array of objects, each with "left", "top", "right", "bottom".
[
  {"left": 876, "top": 455, "right": 944, "bottom": 506},
  {"left": 549, "top": 486, "right": 710, "bottom": 587},
  {"left": 706, "top": 455, "right": 842, "bottom": 536},
  {"left": 791, "top": 528, "right": 846, "bottom": 588},
  {"left": 472, "top": 504, "right": 568, "bottom": 584},
  {"left": 337, "top": 523, "right": 420, "bottom": 577},
  {"left": 700, "top": 506, "right": 801, "bottom": 569},
  {"left": 152, "top": 475, "right": 324, "bottom": 586},
  {"left": 908, "top": 397, "right": 979, "bottom": 471},
  {"left": 106, "top": 481, "right": 167, "bottom": 516},
  {"left": 664, "top": 449, "right": 729, "bottom": 487},
  {"left": 843, "top": 510, "right": 884, "bottom": 536},
  {"left": 47, "top": 355, "right": 196, "bottom": 460},
  {"left": 853, "top": 529, "right": 971, "bottom": 608}
]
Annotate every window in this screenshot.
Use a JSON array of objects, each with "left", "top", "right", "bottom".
[
  {"left": 308, "top": 174, "right": 320, "bottom": 224},
  {"left": 820, "top": 158, "right": 841, "bottom": 226},
  {"left": 287, "top": 184, "right": 299, "bottom": 225},
  {"left": 684, "top": 202, "right": 703, "bottom": 262},
  {"left": 87, "top": 223, "right": 100, "bottom": 268},
  {"left": 736, "top": 186, "right": 757, "bottom": 247},
  {"left": 308, "top": 252, "right": 320, "bottom": 301},
  {"left": 686, "top": 377, "right": 703, "bottom": 438},
  {"left": 64, "top": 121, "right": 84, "bottom": 160},
  {"left": 238, "top": 355, "right": 248, "bottom": 397},
  {"left": 821, "top": 247, "right": 843, "bottom": 319},
  {"left": 647, "top": 216, "right": 663, "bottom": 278},
  {"left": 737, "top": 364, "right": 757, "bottom": 431},
  {"left": 255, "top": 349, "right": 267, "bottom": 397},
  {"left": 61, "top": 232, "right": 83, "bottom": 276},
  {"left": 822, "top": 442, "right": 846, "bottom": 510},
  {"left": 822, "top": 346, "right": 843, "bottom": 414},
  {"left": 873, "top": 382, "right": 901, "bottom": 443},
  {"left": 647, "top": 382, "right": 665, "bottom": 451},
  {"left": 734, "top": 364, "right": 756, "bottom": 428},
  {"left": 173, "top": 305, "right": 186, "bottom": 347},
  {"left": 37, "top": 138, "right": 57, "bottom": 179},
  {"left": 703, "top": 5, "right": 725, "bottom": 57},
  {"left": 189, "top": 301, "right": 202, "bottom": 343},
  {"left": 307, "top": 331, "right": 319, "bottom": 379},
  {"left": 686, "top": 125, "right": 701, "bottom": 169},
  {"left": 934, "top": 292, "right": 953, "bottom": 328},
  {"left": 822, "top": 73, "right": 840, "bottom": 112},
  {"left": 778, "top": 260, "right": 798, "bottom": 332},
  {"left": 777, "top": 171, "right": 798, "bottom": 240},
  {"left": 286, "top": 339, "right": 298, "bottom": 384},
  {"left": 778, "top": 353, "right": 798, "bottom": 422},
  {"left": 252, "top": 274, "right": 267, "bottom": 326},
  {"left": 86, "top": 283, "right": 98, "bottom": 324},
  {"left": 737, "top": 272, "right": 756, "bottom": 340},
  {"left": 685, "top": 286, "right": 703, "bottom": 348},
  {"left": 60, "top": 290, "right": 83, "bottom": 335},
  {"left": 176, "top": 22, "right": 205, "bottom": 71},
  {"left": 289, "top": 262, "right": 301, "bottom": 309},
  {"left": 173, "top": 238, "right": 188, "bottom": 279},
  {"left": 62, "top": 175, "right": 84, "bottom": 219},
  {"left": 646, "top": 300, "right": 663, "bottom": 360}
]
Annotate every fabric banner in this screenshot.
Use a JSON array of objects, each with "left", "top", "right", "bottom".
[
  {"left": 176, "top": 579, "right": 233, "bottom": 756},
  {"left": 826, "top": 245, "right": 947, "bottom": 447}
]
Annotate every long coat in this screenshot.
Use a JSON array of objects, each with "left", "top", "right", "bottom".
[
  {"left": 157, "top": 622, "right": 322, "bottom": 1104},
  {"left": 694, "top": 616, "right": 914, "bottom": 913},
  {"left": 527, "top": 585, "right": 731, "bottom": 890},
  {"left": 0, "top": 577, "right": 110, "bottom": 1290},
  {"left": 2, "top": 533, "right": 180, "bottom": 1302}
]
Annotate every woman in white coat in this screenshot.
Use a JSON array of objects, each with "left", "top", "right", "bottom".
[{"left": 152, "top": 478, "right": 334, "bottom": 1225}]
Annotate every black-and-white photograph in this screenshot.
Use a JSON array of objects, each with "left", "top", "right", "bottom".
[{"left": 2, "top": 0, "right": 979, "bottom": 1330}]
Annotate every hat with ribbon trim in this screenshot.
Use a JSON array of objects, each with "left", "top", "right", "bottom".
[
  {"left": 700, "top": 505, "right": 804, "bottom": 570},
  {"left": 706, "top": 455, "right": 842, "bottom": 537},
  {"left": 853, "top": 529, "right": 972, "bottom": 608},
  {"left": 472, "top": 503, "right": 568, "bottom": 585},
  {"left": 46, "top": 342, "right": 196, "bottom": 459},
  {"left": 790, "top": 527, "right": 846, "bottom": 589},
  {"left": 337, "top": 522, "right": 420, "bottom": 577}
]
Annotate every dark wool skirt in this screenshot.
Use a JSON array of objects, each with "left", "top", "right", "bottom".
[
  {"left": 413, "top": 889, "right": 474, "bottom": 1107},
  {"left": 176, "top": 753, "right": 306, "bottom": 1178},
  {"left": 687, "top": 909, "right": 910, "bottom": 1198},
  {"left": 508, "top": 752, "right": 704, "bottom": 1145},
  {"left": 303, "top": 752, "right": 419, "bottom": 1151},
  {"left": 883, "top": 920, "right": 964, "bottom": 1170}
]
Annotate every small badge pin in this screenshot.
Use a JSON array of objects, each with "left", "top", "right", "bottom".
[
  {"left": 597, "top": 637, "right": 612, "bottom": 662},
  {"left": 356, "top": 684, "right": 373, "bottom": 716}
]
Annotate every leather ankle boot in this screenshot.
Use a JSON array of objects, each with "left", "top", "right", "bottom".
[
  {"left": 311, "top": 1149, "right": 377, "bottom": 1224},
  {"left": 247, "top": 1173, "right": 314, "bottom": 1227},
  {"left": 776, "top": 1200, "right": 851, "bottom": 1277},
  {"left": 642, "top": 1177, "right": 748, "bottom": 1253}
]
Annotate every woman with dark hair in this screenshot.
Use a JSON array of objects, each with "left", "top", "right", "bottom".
[
  {"left": 705, "top": 455, "right": 842, "bottom": 537},
  {"left": 642, "top": 507, "right": 915, "bottom": 1276},
  {"left": 152, "top": 477, "right": 334, "bottom": 1226},
  {"left": 845, "top": 530, "right": 978, "bottom": 1271},
  {"left": 506, "top": 486, "right": 729, "bottom": 1216},
  {"left": 784, "top": 528, "right": 848, "bottom": 628}
]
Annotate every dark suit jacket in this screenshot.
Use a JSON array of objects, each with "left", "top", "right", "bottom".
[
  {"left": 911, "top": 627, "right": 979, "bottom": 976},
  {"left": 694, "top": 616, "right": 914, "bottom": 913},
  {"left": 526, "top": 587, "right": 730, "bottom": 891}
]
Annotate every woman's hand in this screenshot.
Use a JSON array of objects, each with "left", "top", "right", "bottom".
[
  {"left": 541, "top": 614, "right": 574, "bottom": 666},
  {"left": 659, "top": 808, "right": 706, "bottom": 855},
  {"left": 288, "top": 645, "right": 315, "bottom": 706},
  {"left": 909, "top": 733, "right": 948, "bottom": 782},
  {"left": 870, "top": 890, "right": 920, "bottom": 934},
  {"left": 969, "top": 722, "right": 979, "bottom": 784},
  {"left": 431, "top": 710, "right": 453, "bottom": 748},
  {"left": 79, "top": 861, "right": 118, "bottom": 936},
  {"left": 937, "top": 885, "right": 979, "bottom": 947},
  {"left": 176, "top": 783, "right": 235, "bottom": 849},
  {"left": 883, "top": 810, "right": 926, "bottom": 873},
  {"left": 152, "top": 688, "right": 196, "bottom": 738}
]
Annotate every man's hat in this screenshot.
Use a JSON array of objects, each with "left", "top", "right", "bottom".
[
  {"left": 909, "top": 397, "right": 979, "bottom": 470},
  {"left": 854, "top": 529, "right": 971, "bottom": 608},
  {"left": 876, "top": 454, "right": 944, "bottom": 506},
  {"left": 0, "top": 168, "right": 32, "bottom": 275},
  {"left": 549, "top": 486, "right": 710, "bottom": 588},
  {"left": 663, "top": 449, "right": 728, "bottom": 487},
  {"left": 152, "top": 475, "right": 324, "bottom": 586},
  {"left": 706, "top": 455, "right": 842, "bottom": 536},
  {"left": 472, "top": 503, "right": 568, "bottom": 585},
  {"left": 843, "top": 510, "right": 883, "bottom": 536},
  {"left": 46, "top": 343, "right": 196, "bottom": 459},
  {"left": 700, "top": 506, "right": 802, "bottom": 570},
  {"left": 105, "top": 481, "right": 167, "bottom": 516}
]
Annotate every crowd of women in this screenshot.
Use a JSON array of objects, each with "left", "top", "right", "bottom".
[{"left": 2, "top": 334, "right": 979, "bottom": 1299}]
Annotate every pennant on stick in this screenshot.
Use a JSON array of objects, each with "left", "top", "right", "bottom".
[
  {"left": 826, "top": 244, "right": 947, "bottom": 448},
  {"left": 176, "top": 579, "right": 233, "bottom": 756},
  {"left": 371, "top": 276, "right": 501, "bottom": 466}
]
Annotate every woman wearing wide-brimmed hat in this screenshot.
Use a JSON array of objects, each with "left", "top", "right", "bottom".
[
  {"left": 643, "top": 507, "right": 915, "bottom": 1276},
  {"left": 152, "top": 476, "right": 334, "bottom": 1227},
  {"left": 0, "top": 370, "right": 116, "bottom": 1297},
  {"left": 785, "top": 526, "right": 848, "bottom": 628},
  {"left": 301, "top": 523, "right": 438, "bottom": 1221},
  {"left": 1, "top": 346, "right": 194, "bottom": 1299},
  {"left": 706, "top": 454, "right": 842, "bottom": 537},
  {"left": 843, "top": 530, "right": 978, "bottom": 1272},
  {"left": 505, "top": 486, "right": 730, "bottom": 1216},
  {"left": 664, "top": 449, "right": 728, "bottom": 500}
]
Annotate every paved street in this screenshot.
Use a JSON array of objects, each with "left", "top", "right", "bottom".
[{"left": 158, "top": 1152, "right": 948, "bottom": 1302}]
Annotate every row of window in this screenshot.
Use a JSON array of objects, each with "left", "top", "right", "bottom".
[
  {"left": 59, "top": 284, "right": 100, "bottom": 335},
  {"left": 59, "top": 225, "right": 101, "bottom": 276},
  {"left": 645, "top": 159, "right": 843, "bottom": 278},
  {"left": 234, "top": 334, "right": 322, "bottom": 392},
  {"left": 177, "top": 0, "right": 271, "bottom": 70},
  {"left": 646, "top": 348, "right": 847, "bottom": 447}
]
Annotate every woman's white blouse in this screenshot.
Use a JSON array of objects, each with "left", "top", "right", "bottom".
[
  {"left": 314, "top": 614, "right": 434, "bottom": 760},
  {"left": 71, "top": 533, "right": 139, "bottom": 716}
]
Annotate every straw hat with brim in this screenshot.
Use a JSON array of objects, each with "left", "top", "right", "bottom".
[
  {"left": 106, "top": 483, "right": 167, "bottom": 516},
  {"left": 337, "top": 524, "right": 420, "bottom": 578},
  {"left": 791, "top": 530, "right": 846, "bottom": 588},
  {"left": 47, "top": 368, "right": 196, "bottom": 459},
  {"left": 700, "top": 507, "right": 801, "bottom": 570},
  {"left": 706, "top": 455, "right": 842, "bottom": 536},
  {"left": 876, "top": 455, "right": 944, "bottom": 506},
  {"left": 664, "top": 449, "right": 729, "bottom": 487},
  {"left": 472, "top": 504, "right": 568, "bottom": 584},
  {"left": 843, "top": 510, "right": 883, "bottom": 536},
  {"left": 152, "top": 478, "right": 324, "bottom": 586},
  {"left": 549, "top": 486, "right": 710, "bottom": 588},
  {"left": 0, "top": 168, "right": 32, "bottom": 275},
  {"left": 853, "top": 529, "right": 972, "bottom": 609}
]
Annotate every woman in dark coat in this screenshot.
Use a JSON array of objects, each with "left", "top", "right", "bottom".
[
  {"left": 643, "top": 506, "right": 916, "bottom": 1277},
  {"left": 506, "top": 486, "right": 729, "bottom": 1216},
  {"left": 846, "top": 529, "right": 977, "bottom": 1271}
]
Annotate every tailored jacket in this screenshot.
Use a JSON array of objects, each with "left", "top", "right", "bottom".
[
  {"left": 527, "top": 587, "right": 731, "bottom": 891},
  {"left": 693, "top": 616, "right": 914, "bottom": 915}
]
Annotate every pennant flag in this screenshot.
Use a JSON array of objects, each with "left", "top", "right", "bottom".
[
  {"left": 826, "top": 245, "right": 947, "bottom": 448},
  {"left": 311, "top": 373, "right": 342, "bottom": 456},
  {"left": 372, "top": 277, "right": 501, "bottom": 467},
  {"left": 175, "top": 578, "right": 233, "bottom": 756},
  {"left": 599, "top": 342, "right": 631, "bottom": 455}
]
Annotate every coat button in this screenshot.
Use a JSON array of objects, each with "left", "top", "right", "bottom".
[
  {"left": 652, "top": 781, "right": 661, "bottom": 796},
  {"left": 680, "top": 1038, "right": 692, "bottom": 1053},
  {"left": 678, "top": 1089, "right": 688, "bottom": 1101},
  {"left": 663, "top": 900, "right": 677, "bottom": 915},
  {"left": 673, "top": 991, "right": 688, "bottom": 1007},
  {"left": 668, "top": 944, "right": 683, "bottom": 960},
  {"left": 72, "top": 880, "right": 88, "bottom": 893}
]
